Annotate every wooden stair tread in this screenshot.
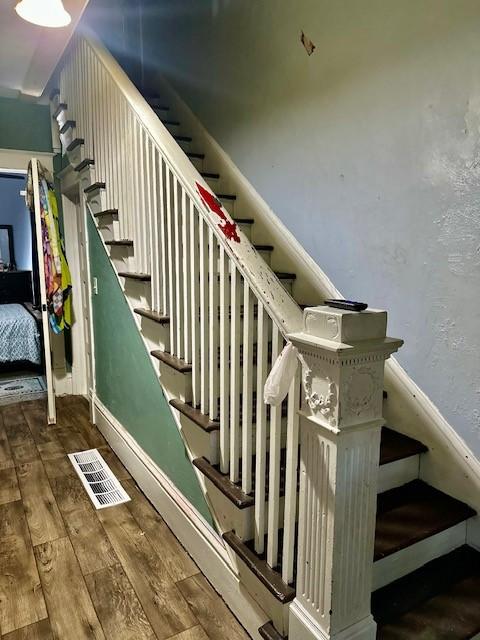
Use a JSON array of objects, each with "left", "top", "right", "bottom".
[
  {"left": 151, "top": 350, "right": 192, "bottom": 373},
  {"left": 373, "top": 545, "right": 480, "bottom": 639},
  {"left": 133, "top": 308, "right": 170, "bottom": 324},
  {"left": 193, "top": 457, "right": 254, "bottom": 509},
  {"left": 379, "top": 427, "right": 428, "bottom": 465},
  {"left": 275, "top": 272, "right": 296, "bottom": 280},
  {"left": 255, "top": 244, "right": 274, "bottom": 251},
  {"left": 105, "top": 239, "right": 133, "bottom": 247},
  {"left": 118, "top": 271, "right": 151, "bottom": 281},
  {"left": 259, "top": 622, "right": 286, "bottom": 640},
  {"left": 233, "top": 217, "right": 254, "bottom": 224},
  {"left": 66, "top": 138, "right": 84, "bottom": 152},
  {"left": 84, "top": 181, "right": 106, "bottom": 194},
  {"left": 169, "top": 400, "right": 219, "bottom": 432},
  {"left": 59, "top": 119, "right": 75, "bottom": 134},
  {"left": 375, "top": 480, "right": 475, "bottom": 561},
  {"left": 74, "top": 158, "right": 94, "bottom": 172},
  {"left": 161, "top": 119, "right": 180, "bottom": 126},
  {"left": 216, "top": 193, "right": 236, "bottom": 200},
  {"left": 174, "top": 134, "right": 192, "bottom": 142},
  {"left": 187, "top": 152, "right": 205, "bottom": 159},
  {"left": 52, "top": 102, "right": 67, "bottom": 118},
  {"left": 201, "top": 171, "right": 220, "bottom": 180},
  {"left": 223, "top": 530, "right": 295, "bottom": 604},
  {"left": 94, "top": 209, "right": 118, "bottom": 218}
]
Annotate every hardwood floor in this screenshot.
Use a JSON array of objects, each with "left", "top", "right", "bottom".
[{"left": 0, "top": 396, "right": 251, "bottom": 640}]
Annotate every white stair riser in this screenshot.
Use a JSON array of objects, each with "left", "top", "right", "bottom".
[
  {"left": 85, "top": 189, "right": 107, "bottom": 216},
  {"left": 60, "top": 126, "right": 75, "bottom": 153},
  {"left": 155, "top": 362, "right": 193, "bottom": 405},
  {"left": 256, "top": 248, "right": 272, "bottom": 267},
  {"left": 66, "top": 142, "right": 84, "bottom": 168},
  {"left": 55, "top": 108, "right": 69, "bottom": 131},
  {"left": 204, "top": 478, "right": 289, "bottom": 542},
  {"left": 236, "top": 221, "right": 253, "bottom": 241},
  {"left": 109, "top": 246, "right": 135, "bottom": 272},
  {"left": 95, "top": 217, "right": 120, "bottom": 243},
  {"left": 79, "top": 166, "right": 97, "bottom": 195},
  {"left": 225, "top": 548, "right": 290, "bottom": 636},
  {"left": 219, "top": 198, "right": 235, "bottom": 216},
  {"left": 372, "top": 521, "right": 468, "bottom": 591},
  {"left": 123, "top": 279, "right": 152, "bottom": 310},
  {"left": 176, "top": 414, "right": 220, "bottom": 466},
  {"left": 137, "top": 318, "right": 170, "bottom": 355},
  {"left": 377, "top": 455, "right": 420, "bottom": 493}
]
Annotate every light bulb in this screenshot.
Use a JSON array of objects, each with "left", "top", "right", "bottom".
[{"left": 15, "top": 0, "right": 71, "bottom": 28}]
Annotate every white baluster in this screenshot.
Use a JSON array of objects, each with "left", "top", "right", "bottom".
[
  {"left": 208, "top": 228, "right": 220, "bottom": 421},
  {"left": 230, "top": 267, "right": 241, "bottom": 483},
  {"left": 254, "top": 302, "right": 269, "bottom": 553},
  {"left": 190, "top": 207, "right": 201, "bottom": 406},
  {"left": 266, "top": 325, "right": 282, "bottom": 568},
  {"left": 241, "top": 281, "right": 254, "bottom": 495},
  {"left": 219, "top": 247, "right": 230, "bottom": 473},
  {"left": 282, "top": 367, "right": 300, "bottom": 585},
  {"left": 199, "top": 218, "right": 209, "bottom": 414}
]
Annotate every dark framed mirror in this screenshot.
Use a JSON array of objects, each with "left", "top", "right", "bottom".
[{"left": 0, "top": 225, "right": 15, "bottom": 270}]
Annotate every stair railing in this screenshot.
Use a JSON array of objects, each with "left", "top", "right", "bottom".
[
  {"left": 58, "top": 31, "right": 303, "bottom": 581},
  {"left": 57, "top": 30, "right": 404, "bottom": 640}
]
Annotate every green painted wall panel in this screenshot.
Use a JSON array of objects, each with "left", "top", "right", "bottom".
[
  {"left": 87, "top": 215, "right": 213, "bottom": 525},
  {"left": 0, "top": 97, "right": 52, "bottom": 153}
]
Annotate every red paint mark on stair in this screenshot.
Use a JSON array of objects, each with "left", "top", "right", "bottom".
[{"left": 196, "top": 181, "right": 240, "bottom": 243}]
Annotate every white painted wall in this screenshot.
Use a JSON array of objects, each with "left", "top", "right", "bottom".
[{"left": 140, "top": 0, "right": 480, "bottom": 456}]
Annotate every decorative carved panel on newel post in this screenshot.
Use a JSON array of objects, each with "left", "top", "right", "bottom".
[{"left": 287, "top": 306, "right": 403, "bottom": 640}]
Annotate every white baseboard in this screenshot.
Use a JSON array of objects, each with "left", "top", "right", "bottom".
[{"left": 92, "top": 395, "right": 268, "bottom": 639}]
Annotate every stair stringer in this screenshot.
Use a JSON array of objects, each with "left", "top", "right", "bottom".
[{"left": 147, "top": 70, "right": 480, "bottom": 533}]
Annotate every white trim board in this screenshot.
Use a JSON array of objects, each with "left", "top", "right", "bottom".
[{"left": 92, "top": 396, "right": 268, "bottom": 639}]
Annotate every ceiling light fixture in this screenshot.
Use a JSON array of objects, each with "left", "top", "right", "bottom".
[{"left": 15, "top": 0, "right": 71, "bottom": 28}]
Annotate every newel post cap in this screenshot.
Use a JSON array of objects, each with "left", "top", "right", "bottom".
[
  {"left": 286, "top": 306, "right": 403, "bottom": 429},
  {"left": 287, "top": 305, "right": 403, "bottom": 357}
]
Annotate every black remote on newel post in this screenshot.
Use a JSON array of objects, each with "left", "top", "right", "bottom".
[{"left": 324, "top": 299, "right": 368, "bottom": 312}]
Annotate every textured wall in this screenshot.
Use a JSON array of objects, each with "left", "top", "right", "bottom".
[
  {"left": 137, "top": 0, "right": 480, "bottom": 456},
  {"left": 0, "top": 173, "right": 31, "bottom": 271},
  {"left": 87, "top": 215, "right": 213, "bottom": 524}
]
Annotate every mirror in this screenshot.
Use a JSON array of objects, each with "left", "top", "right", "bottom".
[{"left": 0, "top": 225, "right": 15, "bottom": 270}]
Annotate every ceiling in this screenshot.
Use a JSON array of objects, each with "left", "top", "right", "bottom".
[{"left": 0, "top": 0, "right": 89, "bottom": 99}]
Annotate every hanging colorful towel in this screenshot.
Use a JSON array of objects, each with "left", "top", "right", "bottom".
[{"left": 27, "top": 161, "right": 72, "bottom": 334}]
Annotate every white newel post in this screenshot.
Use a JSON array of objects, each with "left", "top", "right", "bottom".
[{"left": 287, "top": 306, "right": 403, "bottom": 640}]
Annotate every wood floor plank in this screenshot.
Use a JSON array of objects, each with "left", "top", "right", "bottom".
[
  {"left": 21, "top": 401, "right": 51, "bottom": 445},
  {"left": 85, "top": 564, "right": 156, "bottom": 639},
  {"left": 42, "top": 454, "right": 77, "bottom": 482},
  {"left": 177, "top": 574, "right": 250, "bottom": 640},
  {"left": 50, "top": 472, "right": 118, "bottom": 576},
  {"left": 0, "top": 501, "right": 47, "bottom": 635},
  {"left": 0, "top": 467, "right": 20, "bottom": 505},
  {"left": 98, "top": 503, "right": 197, "bottom": 639},
  {"left": 168, "top": 626, "right": 210, "bottom": 640},
  {"left": 2, "top": 406, "right": 39, "bottom": 466},
  {"left": 16, "top": 461, "right": 66, "bottom": 546},
  {"left": 2, "top": 618, "right": 53, "bottom": 640},
  {"left": 99, "top": 446, "right": 131, "bottom": 481},
  {"left": 34, "top": 537, "right": 105, "bottom": 640},
  {"left": 54, "top": 424, "right": 90, "bottom": 454},
  {"left": 124, "top": 479, "right": 198, "bottom": 582},
  {"left": 0, "top": 414, "right": 14, "bottom": 470}
]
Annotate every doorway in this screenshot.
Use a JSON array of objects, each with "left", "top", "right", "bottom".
[{"left": 0, "top": 170, "right": 46, "bottom": 405}]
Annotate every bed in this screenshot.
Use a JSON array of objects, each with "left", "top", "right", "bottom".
[{"left": 0, "top": 303, "right": 41, "bottom": 366}]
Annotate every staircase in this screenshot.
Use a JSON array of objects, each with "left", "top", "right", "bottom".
[{"left": 50, "top": 31, "right": 480, "bottom": 640}]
